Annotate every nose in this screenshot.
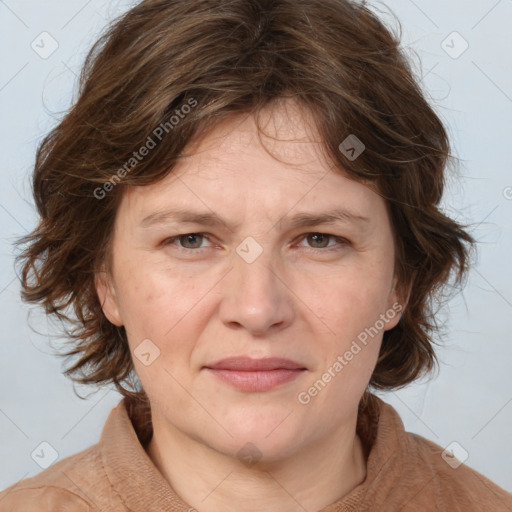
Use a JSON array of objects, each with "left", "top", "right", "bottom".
[{"left": 218, "top": 245, "right": 295, "bottom": 336}]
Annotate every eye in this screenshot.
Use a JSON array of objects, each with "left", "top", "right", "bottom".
[
  {"left": 161, "top": 232, "right": 349, "bottom": 253},
  {"left": 163, "top": 233, "right": 212, "bottom": 250},
  {"left": 296, "top": 233, "right": 349, "bottom": 251}
]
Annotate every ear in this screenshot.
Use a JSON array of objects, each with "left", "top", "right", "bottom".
[
  {"left": 95, "top": 271, "right": 123, "bottom": 327},
  {"left": 384, "top": 271, "right": 415, "bottom": 331}
]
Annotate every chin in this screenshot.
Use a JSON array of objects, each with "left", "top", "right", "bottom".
[
  {"left": 216, "top": 433, "right": 303, "bottom": 467},
  {"left": 204, "top": 411, "right": 306, "bottom": 463}
]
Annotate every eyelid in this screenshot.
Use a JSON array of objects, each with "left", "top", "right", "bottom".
[
  {"left": 162, "top": 232, "right": 350, "bottom": 252},
  {"left": 295, "top": 233, "right": 350, "bottom": 250}
]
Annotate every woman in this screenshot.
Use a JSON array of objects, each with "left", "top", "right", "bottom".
[{"left": 1, "top": 0, "right": 511, "bottom": 510}]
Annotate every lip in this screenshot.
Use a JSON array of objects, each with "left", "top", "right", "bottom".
[
  {"left": 205, "top": 357, "right": 306, "bottom": 371},
  {"left": 203, "top": 357, "right": 307, "bottom": 392}
]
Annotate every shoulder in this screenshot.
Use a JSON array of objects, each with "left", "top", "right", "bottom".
[
  {"left": 0, "top": 485, "right": 91, "bottom": 511},
  {"left": 364, "top": 397, "right": 512, "bottom": 511},
  {"left": 0, "top": 444, "right": 105, "bottom": 512},
  {"left": 400, "top": 431, "right": 512, "bottom": 510},
  {"left": 0, "top": 399, "right": 135, "bottom": 512}
]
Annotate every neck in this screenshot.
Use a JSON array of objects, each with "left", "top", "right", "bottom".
[{"left": 145, "top": 410, "right": 367, "bottom": 512}]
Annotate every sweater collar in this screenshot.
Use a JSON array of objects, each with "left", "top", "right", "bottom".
[{"left": 100, "top": 392, "right": 405, "bottom": 511}]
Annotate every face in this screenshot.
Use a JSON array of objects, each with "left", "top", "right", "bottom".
[{"left": 96, "top": 98, "right": 404, "bottom": 462}]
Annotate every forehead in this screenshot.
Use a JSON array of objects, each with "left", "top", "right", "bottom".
[
  {"left": 116, "top": 98, "right": 385, "bottom": 227},
  {"left": 180, "top": 98, "right": 333, "bottom": 177}
]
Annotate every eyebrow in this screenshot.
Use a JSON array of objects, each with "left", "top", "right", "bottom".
[{"left": 139, "top": 207, "right": 370, "bottom": 231}]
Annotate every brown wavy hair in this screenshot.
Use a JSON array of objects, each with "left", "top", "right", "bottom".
[{"left": 16, "top": 0, "right": 474, "bottom": 401}]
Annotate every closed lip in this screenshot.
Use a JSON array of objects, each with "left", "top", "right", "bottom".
[{"left": 204, "top": 357, "right": 307, "bottom": 371}]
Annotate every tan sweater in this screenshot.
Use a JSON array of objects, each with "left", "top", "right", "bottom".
[{"left": 1, "top": 393, "right": 511, "bottom": 511}]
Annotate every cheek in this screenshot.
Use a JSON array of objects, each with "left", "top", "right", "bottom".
[
  {"left": 114, "top": 260, "right": 210, "bottom": 350},
  {"left": 112, "top": 260, "right": 169, "bottom": 339},
  {"left": 298, "top": 280, "right": 386, "bottom": 410},
  {"left": 302, "top": 264, "right": 392, "bottom": 342}
]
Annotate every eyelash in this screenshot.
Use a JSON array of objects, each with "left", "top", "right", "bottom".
[{"left": 162, "top": 232, "right": 350, "bottom": 253}]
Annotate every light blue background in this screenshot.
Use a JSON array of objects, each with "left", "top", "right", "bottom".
[{"left": 1, "top": 0, "right": 511, "bottom": 493}]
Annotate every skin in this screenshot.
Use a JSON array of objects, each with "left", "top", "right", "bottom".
[{"left": 96, "top": 98, "right": 408, "bottom": 512}]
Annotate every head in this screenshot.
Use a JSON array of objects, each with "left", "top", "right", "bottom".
[{"left": 17, "top": 0, "right": 473, "bottom": 459}]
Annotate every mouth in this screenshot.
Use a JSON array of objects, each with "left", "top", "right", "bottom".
[{"left": 203, "top": 357, "right": 307, "bottom": 392}]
